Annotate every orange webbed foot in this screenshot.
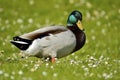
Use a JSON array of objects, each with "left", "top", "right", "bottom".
[{"left": 51, "top": 57, "right": 56, "bottom": 63}]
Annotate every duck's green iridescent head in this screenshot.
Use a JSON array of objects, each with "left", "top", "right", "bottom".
[{"left": 67, "top": 10, "right": 83, "bottom": 30}]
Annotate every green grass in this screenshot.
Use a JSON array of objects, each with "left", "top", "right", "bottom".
[{"left": 0, "top": 0, "right": 120, "bottom": 80}]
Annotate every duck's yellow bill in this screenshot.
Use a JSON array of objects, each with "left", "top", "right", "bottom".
[{"left": 76, "top": 20, "right": 84, "bottom": 30}]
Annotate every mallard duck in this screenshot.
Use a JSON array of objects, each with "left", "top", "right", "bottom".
[{"left": 10, "top": 10, "right": 86, "bottom": 62}]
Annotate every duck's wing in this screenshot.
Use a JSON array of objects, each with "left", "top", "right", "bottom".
[{"left": 20, "top": 26, "right": 67, "bottom": 40}]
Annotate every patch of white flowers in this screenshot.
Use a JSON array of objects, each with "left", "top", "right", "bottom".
[
  {"left": 18, "top": 70, "right": 23, "bottom": 75},
  {"left": 42, "top": 71, "right": 47, "bottom": 76}
]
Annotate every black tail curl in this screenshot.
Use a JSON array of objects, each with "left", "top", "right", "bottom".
[{"left": 10, "top": 36, "right": 33, "bottom": 50}]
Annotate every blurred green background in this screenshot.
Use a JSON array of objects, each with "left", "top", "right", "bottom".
[{"left": 0, "top": 0, "right": 120, "bottom": 80}]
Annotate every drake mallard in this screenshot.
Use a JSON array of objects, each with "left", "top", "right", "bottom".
[{"left": 10, "top": 10, "right": 86, "bottom": 62}]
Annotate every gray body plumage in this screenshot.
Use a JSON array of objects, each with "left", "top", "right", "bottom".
[{"left": 20, "top": 26, "right": 76, "bottom": 58}]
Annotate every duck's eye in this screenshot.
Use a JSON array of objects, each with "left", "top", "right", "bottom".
[
  {"left": 75, "top": 12, "right": 81, "bottom": 18},
  {"left": 69, "top": 15, "right": 77, "bottom": 23}
]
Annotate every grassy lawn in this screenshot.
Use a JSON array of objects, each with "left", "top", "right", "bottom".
[{"left": 0, "top": 0, "right": 120, "bottom": 80}]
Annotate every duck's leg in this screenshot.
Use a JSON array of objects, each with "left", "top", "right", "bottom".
[
  {"left": 50, "top": 51, "right": 57, "bottom": 63},
  {"left": 51, "top": 57, "right": 56, "bottom": 63}
]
